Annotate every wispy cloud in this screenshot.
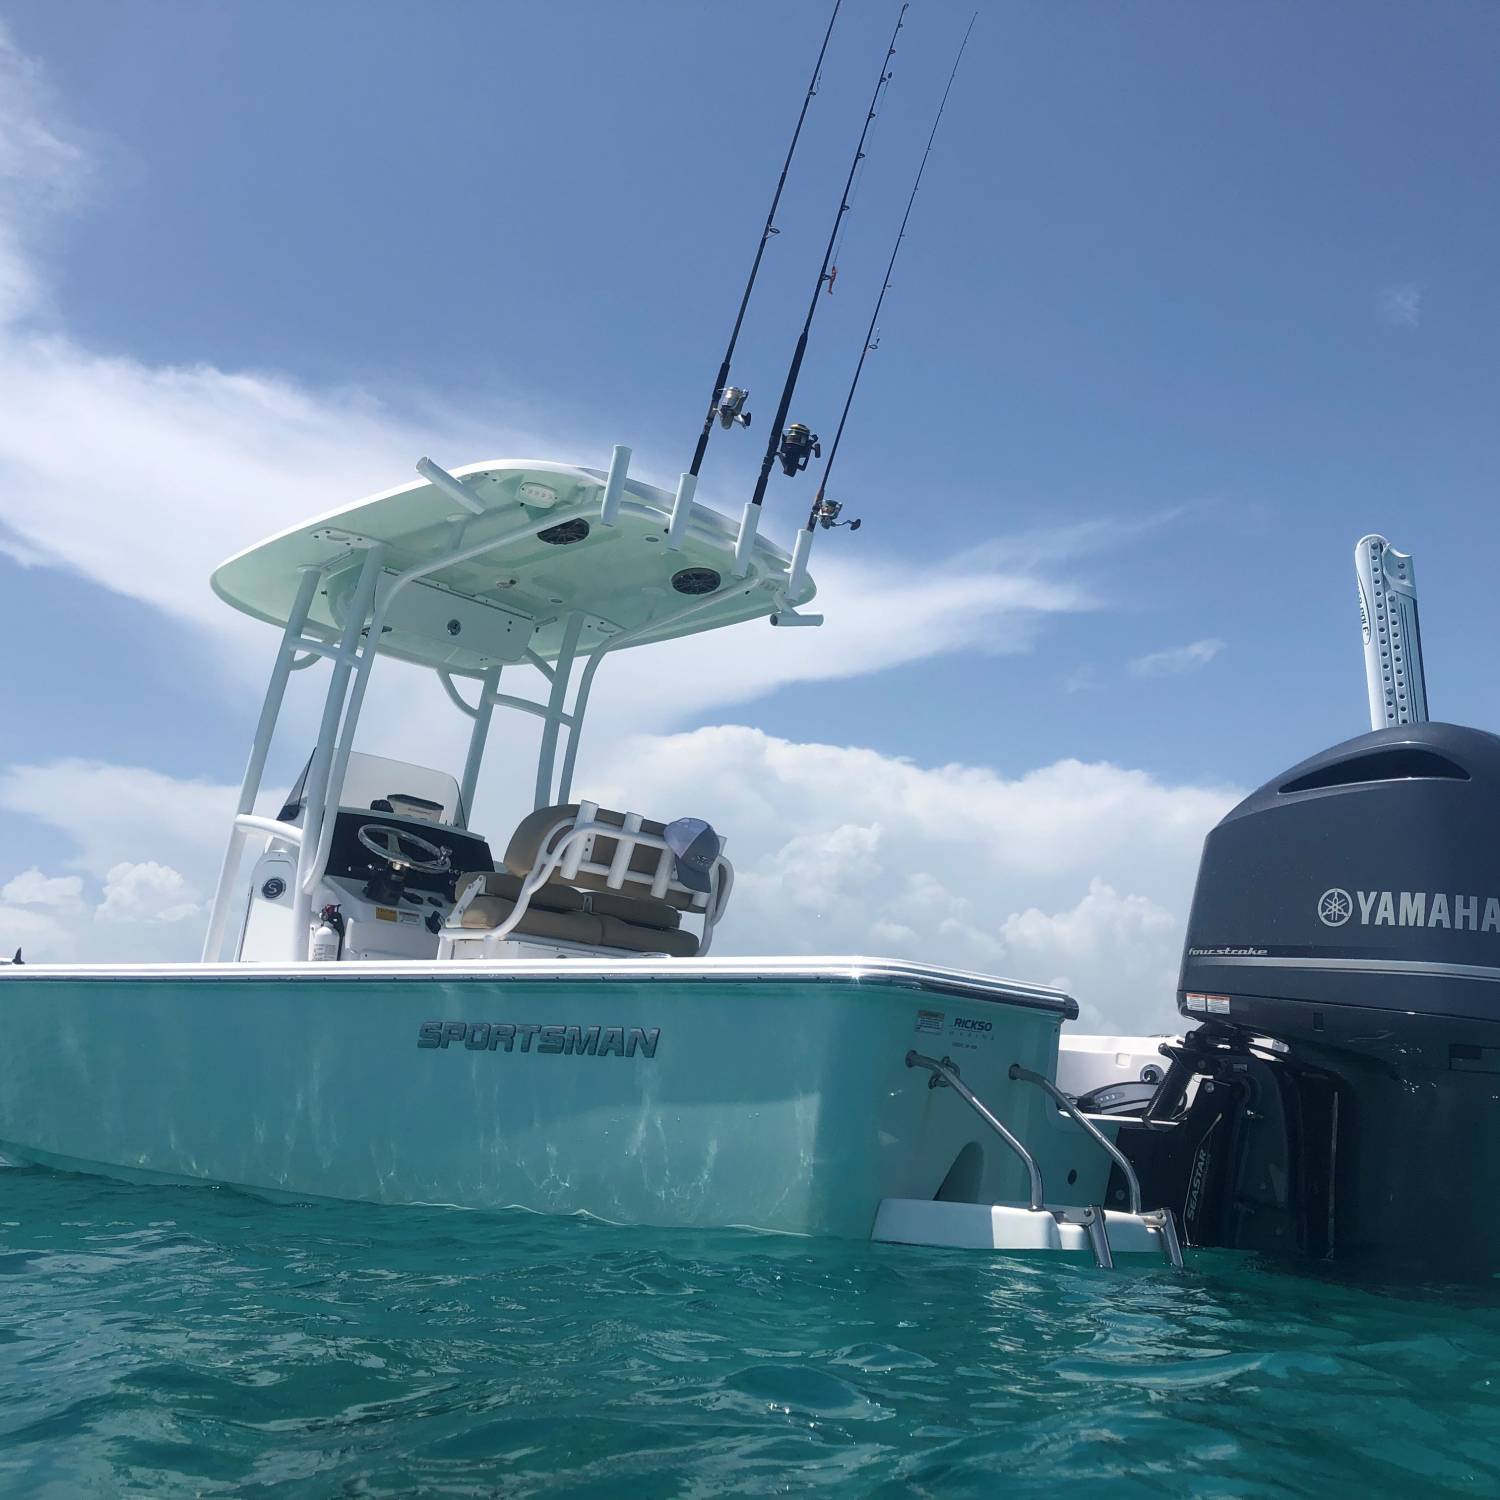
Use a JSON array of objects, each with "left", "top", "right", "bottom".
[
  {"left": 1129, "top": 638, "right": 1225, "bottom": 677},
  {"left": 973, "top": 507, "right": 1191, "bottom": 572},
  {"left": 0, "top": 23, "right": 91, "bottom": 327},
  {"left": 1377, "top": 282, "right": 1422, "bottom": 329}
]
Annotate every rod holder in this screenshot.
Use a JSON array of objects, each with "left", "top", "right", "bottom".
[
  {"left": 732, "top": 501, "right": 761, "bottom": 576},
  {"left": 416, "top": 457, "right": 486, "bottom": 516},
  {"left": 769, "top": 605, "right": 823, "bottom": 628},
  {"left": 785, "top": 527, "right": 814, "bottom": 598},
  {"left": 599, "top": 444, "right": 631, "bottom": 527},
  {"left": 665, "top": 472, "right": 696, "bottom": 551}
]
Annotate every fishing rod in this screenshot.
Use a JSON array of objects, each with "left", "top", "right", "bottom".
[
  {"left": 731, "top": 1, "right": 908, "bottom": 577},
  {"left": 793, "top": 12, "right": 977, "bottom": 581},
  {"left": 687, "top": 0, "right": 842, "bottom": 480}
]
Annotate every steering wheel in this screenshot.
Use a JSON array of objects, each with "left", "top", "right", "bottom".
[{"left": 356, "top": 823, "right": 451, "bottom": 873}]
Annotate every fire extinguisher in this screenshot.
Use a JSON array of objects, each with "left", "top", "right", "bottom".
[{"left": 310, "top": 904, "right": 345, "bottom": 962}]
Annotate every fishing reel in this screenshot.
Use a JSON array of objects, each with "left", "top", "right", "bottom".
[
  {"left": 815, "top": 498, "right": 861, "bottom": 532},
  {"left": 777, "top": 422, "right": 821, "bottom": 477},
  {"left": 715, "top": 387, "right": 751, "bottom": 430}
]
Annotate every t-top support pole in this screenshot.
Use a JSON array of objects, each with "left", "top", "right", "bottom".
[
  {"left": 291, "top": 545, "right": 387, "bottom": 956},
  {"left": 534, "top": 612, "right": 585, "bottom": 810},
  {"left": 201, "top": 564, "right": 321, "bottom": 961},
  {"left": 459, "top": 664, "right": 503, "bottom": 827}
]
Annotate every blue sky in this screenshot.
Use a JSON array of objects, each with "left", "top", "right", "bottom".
[{"left": 0, "top": 2, "right": 1495, "bottom": 1019}]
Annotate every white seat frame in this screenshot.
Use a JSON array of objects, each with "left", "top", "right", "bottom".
[{"left": 440, "top": 799, "right": 733, "bottom": 958}]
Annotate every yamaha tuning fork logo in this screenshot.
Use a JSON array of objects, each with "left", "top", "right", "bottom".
[
  {"left": 1315, "top": 885, "right": 1500, "bottom": 933},
  {"left": 1317, "top": 888, "right": 1354, "bottom": 927}
]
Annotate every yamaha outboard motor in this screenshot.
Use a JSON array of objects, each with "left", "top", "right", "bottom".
[{"left": 1120, "top": 722, "right": 1500, "bottom": 1271}]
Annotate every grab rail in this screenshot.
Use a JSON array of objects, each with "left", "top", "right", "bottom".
[
  {"left": 904, "top": 1051, "right": 1183, "bottom": 1270},
  {"left": 233, "top": 813, "right": 303, "bottom": 847},
  {"left": 905, "top": 1051, "right": 1044, "bottom": 1212},
  {"left": 1009, "top": 1063, "right": 1144, "bottom": 1216}
]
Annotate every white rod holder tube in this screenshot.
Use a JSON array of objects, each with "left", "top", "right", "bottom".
[
  {"left": 665, "top": 472, "right": 697, "bottom": 551},
  {"left": 769, "top": 606, "right": 824, "bottom": 628},
  {"left": 416, "top": 457, "right": 486, "bottom": 515},
  {"left": 786, "top": 527, "right": 814, "bottom": 599},
  {"left": 732, "top": 502, "right": 761, "bottom": 576},
  {"left": 599, "top": 445, "right": 631, "bottom": 527}
]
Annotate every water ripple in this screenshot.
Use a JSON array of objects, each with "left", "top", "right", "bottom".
[{"left": 2, "top": 1165, "right": 1500, "bottom": 1496}]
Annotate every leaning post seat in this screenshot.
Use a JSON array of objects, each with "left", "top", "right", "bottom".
[{"left": 442, "top": 800, "right": 733, "bottom": 958}]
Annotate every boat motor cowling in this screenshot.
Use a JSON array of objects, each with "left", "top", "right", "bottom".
[
  {"left": 1127, "top": 721, "right": 1500, "bottom": 1269},
  {"left": 1181, "top": 721, "right": 1500, "bottom": 1034}
]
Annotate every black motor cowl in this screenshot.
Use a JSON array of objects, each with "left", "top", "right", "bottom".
[
  {"left": 1182, "top": 721, "right": 1500, "bottom": 1043},
  {"left": 1146, "top": 723, "right": 1500, "bottom": 1271}
]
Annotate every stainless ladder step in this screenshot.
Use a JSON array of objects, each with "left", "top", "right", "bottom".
[{"left": 905, "top": 1050, "right": 1183, "bottom": 1270}]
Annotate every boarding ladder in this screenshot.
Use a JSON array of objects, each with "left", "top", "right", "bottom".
[{"left": 901, "top": 1050, "right": 1183, "bottom": 1270}]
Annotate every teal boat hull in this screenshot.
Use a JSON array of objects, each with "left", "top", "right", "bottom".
[{"left": 0, "top": 958, "right": 1105, "bottom": 1237}]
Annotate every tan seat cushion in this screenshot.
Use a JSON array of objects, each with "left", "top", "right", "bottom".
[
  {"left": 458, "top": 895, "right": 600, "bottom": 943},
  {"left": 503, "top": 804, "right": 698, "bottom": 912},
  {"left": 457, "top": 894, "right": 698, "bottom": 957},
  {"left": 598, "top": 915, "right": 698, "bottom": 958},
  {"left": 454, "top": 871, "right": 679, "bottom": 931}
]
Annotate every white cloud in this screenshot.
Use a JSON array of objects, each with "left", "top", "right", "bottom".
[
  {"left": 0, "top": 901, "right": 65, "bottom": 958},
  {"left": 0, "top": 334, "right": 539, "bottom": 637},
  {"left": 1377, "top": 282, "right": 1422, "bottom": 329},
  {"left": 582, "top": 726, "right": 1239, "bottom": 1032},
  {"left": 0, "top": 24, "right": 88, "bottom": 327},
  {"left": 0, "top": 759, "right": 237, "bottom": 880},
  {"left": 584, "top": 555, "right": 1088, "bottom": 735},
  {"left": 1128, "top": 638, "right": 1225, "bottom": 678},
  {"left": 0, "top": 867, "right": 82, "bottom": 906},
  {"left": 1000, "top": 880, "right": 1181, "bottom": 1029},
  {"left": 97, "top": 861, "right": 199, "bottom": 924},
  {"left": 0, "top": 762, "right": 229, "bottom": 960}
]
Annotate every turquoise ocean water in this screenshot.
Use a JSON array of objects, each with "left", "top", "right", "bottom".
[{"left": 2, "top": 1164, "right": 1497, "bottom": 1497}]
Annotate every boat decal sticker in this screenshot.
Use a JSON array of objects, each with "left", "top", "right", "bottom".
[
  {"left": 949, "top": 1015, "right": 993, "bottom": 1052},
  {"left": 1185, "top": 992, "right": 1232, "bottom": 1014},
  {"left": 915, "top": 1009, "right": 944, "bottom": 1035},
  {"left": 417, "top": 1021, "right": 660, "bottom": 1058}
]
